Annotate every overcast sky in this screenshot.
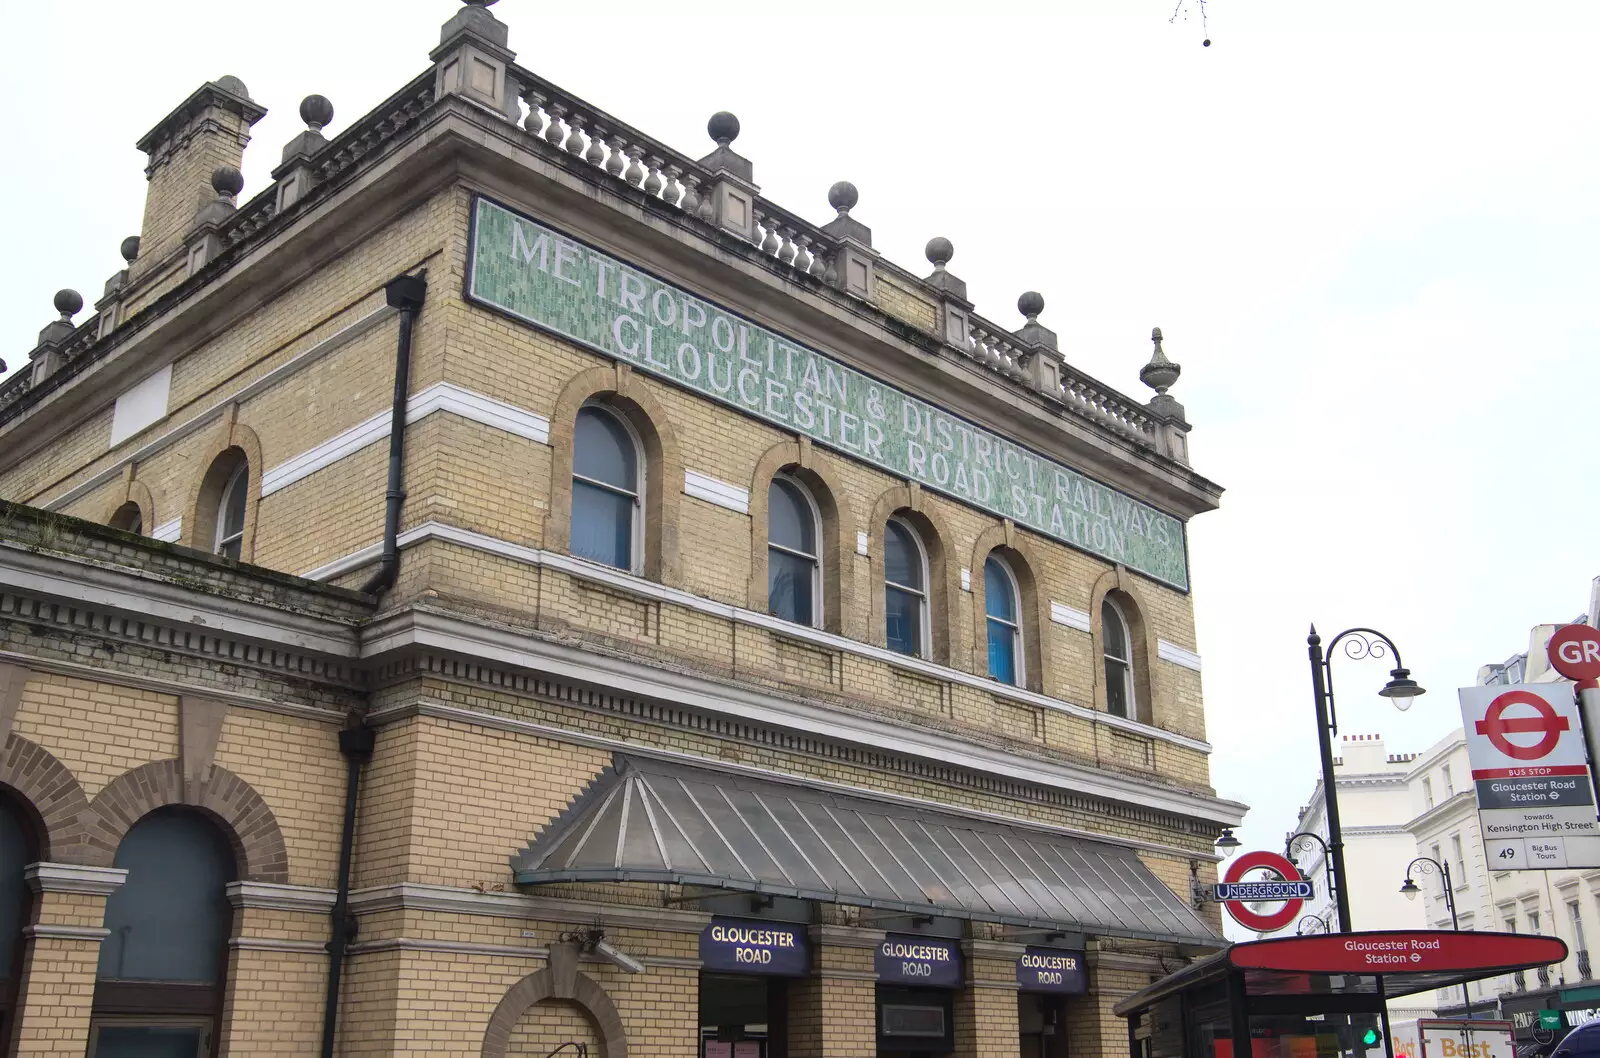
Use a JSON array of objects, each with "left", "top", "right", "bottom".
[{"left": 6, "top": 0, "right": 1599, "bottom": 926}]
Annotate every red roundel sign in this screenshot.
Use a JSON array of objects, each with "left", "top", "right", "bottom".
[
  {"left": 1218, "top": 851, "right": 1309, "bottom": 933},
  {"left": 1549, "top": 624, "right": 1600, "bottom": 682},
  {"left": 1474, "top": 690, "right": 1570, "bottom": 761}
]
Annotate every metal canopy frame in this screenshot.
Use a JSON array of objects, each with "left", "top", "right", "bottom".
[{"left": 511, "top": 754, "right": 1222, "bottom": 948}]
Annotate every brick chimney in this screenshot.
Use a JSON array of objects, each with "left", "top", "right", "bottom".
[{"left": 130, "top": 76, "right": 266, "bottom": 283}]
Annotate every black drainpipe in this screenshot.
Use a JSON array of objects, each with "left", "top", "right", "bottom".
[
  {"left": 321, "top": 713, "right": 376, "bottom": 1058},
  {"left": 321, "top": 270, "right": 424, "bottom": 1057},
  {"left": 360, "top": 271, "right": 428, "bottom": 597}
]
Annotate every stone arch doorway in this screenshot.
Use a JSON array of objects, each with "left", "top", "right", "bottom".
[
  {"left": 482, "top": 943, "right": 628, "bottom": 1058},
  {"left": 508, "top": 999, "right": 600, "bottom": 1055}
]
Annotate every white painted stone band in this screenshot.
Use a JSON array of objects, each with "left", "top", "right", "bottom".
[
  {"left": 683, "top": 470, "right": 749, "bottom": 513},
  {"left": 1050, "top": 602, "right": 1091, "bottom": 632},
  {"left": 1157, "top": 640, "right": 1202, "bottom": 671}
]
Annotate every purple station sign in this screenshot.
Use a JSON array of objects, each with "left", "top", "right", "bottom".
[
  {"left": 875, "top": 934, "right": 963, "bottom": 988},
  {"left": 1015, "top": 947, "right": 1086, "bottom": 993},
  {"left": 699, "top": 918, "right": 809, "bottom": 976}
]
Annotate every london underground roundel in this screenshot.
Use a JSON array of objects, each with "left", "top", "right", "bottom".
[{"left": 1217, "top": 850, "right": 1310, "bottom": 933}]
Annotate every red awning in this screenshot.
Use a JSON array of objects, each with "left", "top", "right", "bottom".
[{"left": 1115, "top": 930, "right": 1568, "bottom": 1016}]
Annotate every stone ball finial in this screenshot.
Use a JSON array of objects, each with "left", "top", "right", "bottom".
[
  {"left": 215, "top": 75, "right": 251, "bottom": 99},
  {"left": 708, "top": 111, "right": 740, "bottom": 147},
  {"left": 300, "top": 94, "right": 334, "bottom": 132},
  {"left": 119, "top": 236, "right": 141, "bottom": 264},
  {"left": 212, "top": 165, "right": 244, "bottom": 199},
  {"left": 925, "top": 237, "right": 953, "bottom": 271},
  {"left": 828, "top": 181, "right": 858, "bottom": 217},
  {"left": 54, "top": 289, "right": 84, "bottom": 320},
  {"left": 462, "top": 0, "right": 499, "bottom": 5},
  {"left": 1018, "top": 291, "right": 1045, "bottom": 321}
]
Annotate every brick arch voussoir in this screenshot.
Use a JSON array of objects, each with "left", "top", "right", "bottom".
[
  {"left": 183, "top": 418, "right": 265, "bottom": 559},
  {"left": 0, "top": 734, "right": 93, "bottom": 863},
  {"left": 482, "top": 969, "right": 628, "bottom": 1058},
  {"left": 84, "top": 759, "right": 289, "bottom": 881}
]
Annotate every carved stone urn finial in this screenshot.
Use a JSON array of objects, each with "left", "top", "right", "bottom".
[{"left": 1140, "top": 326, "right": 1181, "bottom": 396}]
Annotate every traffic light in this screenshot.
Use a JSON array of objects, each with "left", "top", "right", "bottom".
[{"left": 1361, "top": 1028, "right": 1385, "bottom": 1048}]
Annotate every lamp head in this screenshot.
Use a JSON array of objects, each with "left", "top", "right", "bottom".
[
  {"left": 1380, "top": 668, "right": 1425, "bottom": 710},
  {"left": 1400, "top": 877, "right": 1421, "bottom": 901},
  {"left": 1215, "top": 828, "right": 1242, "bottom": 853}
]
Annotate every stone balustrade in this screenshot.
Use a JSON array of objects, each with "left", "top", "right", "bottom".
[{"left": 3, "top": 14, "right": 1188, "bottom": 464}]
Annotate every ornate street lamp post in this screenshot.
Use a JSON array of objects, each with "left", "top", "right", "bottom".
[
  {"left": 1400, "top": 856, "right": 1457, "bottom": 929},
  {"left": 1285, "top": 830, "right": 1338, "bottom": 930},
  {"left": 1401, "top": 857, "right": 1470, "bottom": 1018},
  {"left": 1308, "top": 626, "right": 1426, "bottom": 932}
]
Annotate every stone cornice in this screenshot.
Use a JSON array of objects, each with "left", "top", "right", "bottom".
[
  {"left": 365, "top": 602, "right": 1242, "bottom": 830},
  {"left": 346, "top": 882, "right": 712, "bottom": 933},
  {"left": 1406, "top": 790, "right": 1477, "bottom": 833},
  {"left": 375, "top": 699, "right": 1217, "bottom": 861},
  {"left": 25, "top": 862, "right": 127, "bottom": 896},
  {"left": 0, "top": 541, "right": 361, "bottom": 660},
  {"left": 24, "top": 924, "right": 111, "bottom": 941},
  {"left": 226, "top": 881, "right": 337, "bottom": 913},
  {"left": 343, "top": 520, "right": 1212, "bottom": 756},
  {"left": 0, "top": 648, "right": 349, "bottom": 725}
]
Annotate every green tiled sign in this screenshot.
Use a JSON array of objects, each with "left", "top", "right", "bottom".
[{"left": 467, "top": 196, "right": 1190, "bottom": 590}]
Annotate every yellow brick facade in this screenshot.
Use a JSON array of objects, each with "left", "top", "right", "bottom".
[{"left": 0, "top": 6, "right": 1237, "bottom": 1058}]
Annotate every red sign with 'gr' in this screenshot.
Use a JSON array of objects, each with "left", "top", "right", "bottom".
[{"left": 1549, "top": 624, "right": 1600, "bottom": 682}]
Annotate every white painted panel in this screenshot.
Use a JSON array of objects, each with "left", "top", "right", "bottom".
[
  {"left": 151, "top": 517, "right": 182, "bottom": 542},
  {"left": 261, "top": 409, "right": 390, "bottom": 496},
  {"left": 683, "top": 470, "right": 749, "bottom": 514},
  {"left": 259, "top": 382, "right": 553, "bottom": 498},
  {"left": 109, "top": 364, "right": 172, "bottom": 447},
  {"left": 856, "top": 531, "right": 869, "bottom": 556},
  {"left": 1049, "top": 601, "right": 1092, "bottom": 632},
  {"left": 415, "top": 382, "right": 549, "bottom": 444},
  {"left": 1158, "top": 640, "right": 1203, "bottom": 671}
]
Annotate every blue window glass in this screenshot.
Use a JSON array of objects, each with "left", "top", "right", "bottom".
[
  {"left": 571, "top": 407, "right": 638, "bottom": 570},
  {"left": 984, "top": 557, "right": 1020, "bottom": 684},
  {"left": 768, "top": 478, "right": 818, "bottom": 625},
  {"left": 884, "top": 520, "right": 925, "bottom": 657},
  {"left": 0, "top": 796, "right": 31, "bottom": 980},
  {"left": 98, "top": 809, "right": 235, "bottom": 984}
]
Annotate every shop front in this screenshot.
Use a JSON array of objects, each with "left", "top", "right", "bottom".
[
  {"left": 1116, "top": 931, "right": 1568, "bottom": 1058},
  {"left": 1016, "top": 946, "right": 1087, "bottom": 1058},
  {"left": 699, "top": 916, "right": 810, "bottom": 1058},
  {"left": 874, "top": 933, "right": 963, "bottom": 1056},
  {"left": 1502, "top": 985, "right": 1600, "bottom": 1057}
]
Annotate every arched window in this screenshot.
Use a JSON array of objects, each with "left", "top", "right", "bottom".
[
  {"left": 984, "top": 556, "right": 1022, "bottom": 685},
  {"left": 109, "top": 501, "right": 143, "bottom": 536},
  {"left": 0, "top": 792, "right": 37, "bottom": 1050},
  {"left": 570, "top": 405, "right": 641, "bottom": 572},
  {"left": 884, "top": 518, "right": 928, "bottom": 658},
  {"left": 768, "top": 475, "right": 820, "bottom": 626},
  {"left": 93, "top": 807, "right": 236, "bottom": 1058},
  {"left": 1102, "top": 597, "right": 1136, "bottom": 719},
  {"left": 213, "top": 464, "right": 248, "bottom": 560}
]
